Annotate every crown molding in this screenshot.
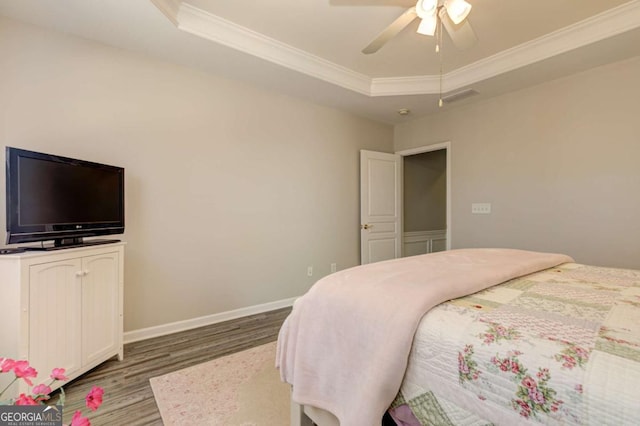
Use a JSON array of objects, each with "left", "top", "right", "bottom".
[
  {"left": 150, "top": 0, "right": 181, "bottom": 26},
  {"left": 371, "top": 0, "right": 640, "bottom": 96},
  {"left": 153, "top": 0, "right": 640, "bottom": 97},
  {"left": 371, "top": 75, "right": 440, "bottom": 96},
  {"left": 442, "top": 0, "right": 640, "bottom": 93},
  {"left": 177, "top": 3, "right": 371, "bottom": 95}
]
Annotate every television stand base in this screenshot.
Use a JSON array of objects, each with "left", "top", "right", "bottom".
[{"left": 21, "top": 239, "right": 121, "bottom": 251}]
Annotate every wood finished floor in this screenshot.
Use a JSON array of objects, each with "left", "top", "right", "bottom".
[{"left": 53, "top": 307, "right": 291, "bottom": 425}]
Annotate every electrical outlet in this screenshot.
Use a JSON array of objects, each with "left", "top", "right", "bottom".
[
  {"left": 330, "top": 263, "right": 337, "bottom": 273},
  {"left": 471, "top": 203, "right": 491, "bottom": 214},
  {"left": 307, "top": 266, "right": 313, "bottom": 277}
]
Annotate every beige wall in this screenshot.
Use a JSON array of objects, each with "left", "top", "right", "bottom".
[
  {"left": 0, "top": 17, "right": 393, "bottom": 331},
  {"left": 403, "top": 150, "right": 447, "bottom": 232},
  {"left": 395, "top": 56, "right": 640, "bottom": 269}
]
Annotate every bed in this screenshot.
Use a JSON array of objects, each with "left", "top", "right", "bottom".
[{"left": 276, "top": 249, "right": 640, "bottom": 426}]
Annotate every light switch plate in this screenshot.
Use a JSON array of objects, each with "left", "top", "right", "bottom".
[{"left": 472, "top": 203, "right": 491, "bottom": 214}]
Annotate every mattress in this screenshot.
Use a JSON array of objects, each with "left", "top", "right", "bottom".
[
  {"left": 389, "top": 262, "right": 640, "bottom": 425},
  {"left": 278, "top": 249, "right": 573, "bottom": 426}
]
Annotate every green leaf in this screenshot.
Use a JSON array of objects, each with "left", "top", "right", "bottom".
[{"left": 58, "top": 387, "right": 66, "bottom": 406}]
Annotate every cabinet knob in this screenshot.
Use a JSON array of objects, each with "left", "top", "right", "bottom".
[{"left": 76, "top": 271, "right": 83, "bottom": 277}]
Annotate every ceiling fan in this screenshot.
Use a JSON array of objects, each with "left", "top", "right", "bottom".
[{"left": 362, "top": 0, "right": 477, "bottom": 54}]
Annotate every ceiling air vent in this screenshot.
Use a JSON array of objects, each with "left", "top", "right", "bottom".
[{"left": 441, "top": 88, "right": 479, "bottom": 104}]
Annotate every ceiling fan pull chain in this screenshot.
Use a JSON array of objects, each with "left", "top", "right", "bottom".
[
  {"left": 435, "top": 10, "right": 441, "bottom": 53},
  {"left": 438, "top": 15, "right": 444, "bottom": 108}
]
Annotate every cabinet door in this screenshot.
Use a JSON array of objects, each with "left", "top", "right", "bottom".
[
  {"left": 81, "top": 252, "right": 120, "bottom": 366},
  {"left": 29, "top": 259, "right": 83, "bottom": 380}
]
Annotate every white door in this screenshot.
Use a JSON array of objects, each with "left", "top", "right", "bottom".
[
  {"left": 82, "top": 252, "right": 120, "bottom": 366},
  {"left": 360, "top": 150, "right": 402, "bottom": 264},
  {"left": 29, "top": 260, "right": 83, "bottom": 380}
]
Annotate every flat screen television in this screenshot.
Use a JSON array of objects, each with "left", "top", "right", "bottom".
[{"left": 5, "top": 147, "right": 125, "bottom": 249}]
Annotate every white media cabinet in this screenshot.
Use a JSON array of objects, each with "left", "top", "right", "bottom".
[{"left": 0, "top": 242, "right": 124, "bottom": 398}]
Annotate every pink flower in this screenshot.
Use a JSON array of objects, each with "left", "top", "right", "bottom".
[
  {"left": 562, "top": 355, "right": 577, "bottom": 369},
  {"left": 575, "top": 384, "right": 583, "bottom": 394},
  {"left": 32, "top": 384, "right": 52, "bottom": 401},
  {"left": 551, "top": 401, "right": 563, "bottom": 412},
  {"left": 516, "top": 399, "right": 531, "bottom": 418},
  {"left": 50, "top": 368, "right": 68, "bottom": 381},
  {"left": 32, "top": 383, "right": 52, "bottom": 394},
  {"left": 574, "top": 347, "right": 589, "bottom": 360},
  {"left": 1, "top": 360, "right": 103, "bottom": 422},
  {"left": 529, "top": 388, "right": 546, "bottom": 405},
  {"left": 458, "top": 353, "right": 469, "bottom": 374},
  {"left": 70, "top": 411, "right": 90, "bottom": 426},
  {"left": 521, "top": 376, "right": 537, "bottom": 389},
  {"left": 15, "top": 393, "right": 38, "bottom": 405},
  {"left": 536, "top": 368, "right": 550, "bottom": 382},
  {"left": 0, "top": 357, "right": 16, "bottom": 373},
  {"left": 511, "top": 362, "right": 520, "bottom": 374},
  {"left": 12, "top": 360, "right": 38, "bottom": 386},
  {"left": 85, "top": 386, "right": 104, "bottom": 411}
]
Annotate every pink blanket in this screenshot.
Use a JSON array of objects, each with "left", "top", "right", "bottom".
[{"left": 276, "top": 248, "right": 573, "bottom": 426}]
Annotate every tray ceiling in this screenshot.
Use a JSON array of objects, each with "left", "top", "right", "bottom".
[{"left": 1, "top": 0, "right": 639, "bottom": 123}]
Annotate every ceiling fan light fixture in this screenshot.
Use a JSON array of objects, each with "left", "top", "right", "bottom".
[
  {"left": 415, "top": 0, "right": 437, "bottom": 19},
  {"left": 444, "top": 0, "right": 472, "bottom": 25},
  {"left": 416, "top": 15, "right": 437, "bottom": 36}
]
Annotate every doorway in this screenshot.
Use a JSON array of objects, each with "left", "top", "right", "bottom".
[
  {"left": 398, "top": 142, "right": 451, "bottom": 255},
  {"left": 359, "top": 142, "right": 450, "bottom": 264},
  {"left": 402, "top": 148, "right": 448, "bottom": 257}
]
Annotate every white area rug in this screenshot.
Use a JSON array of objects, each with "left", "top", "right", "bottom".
[{"left": 150, "top": 341, "right": 290, "bottom": 425}]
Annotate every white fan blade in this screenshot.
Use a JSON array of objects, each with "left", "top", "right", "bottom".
[
  {"left": 440, "top": 8, "right": 477, "bottom": 50},
  {"left": 362, "top": 7, "right": 418, "bottom": 54}
]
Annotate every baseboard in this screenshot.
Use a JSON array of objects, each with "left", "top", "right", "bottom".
[{"left": 123, "top": 296, "right": 297, "bottom": 344}]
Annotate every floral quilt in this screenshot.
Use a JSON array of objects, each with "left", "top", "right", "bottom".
[{"left": 389, "top": 263, "right": 640, "bottom": 425}]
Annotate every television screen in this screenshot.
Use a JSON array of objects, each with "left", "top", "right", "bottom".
[{"left": 6, "top": 147, "right": 125, "bottom": 248}]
